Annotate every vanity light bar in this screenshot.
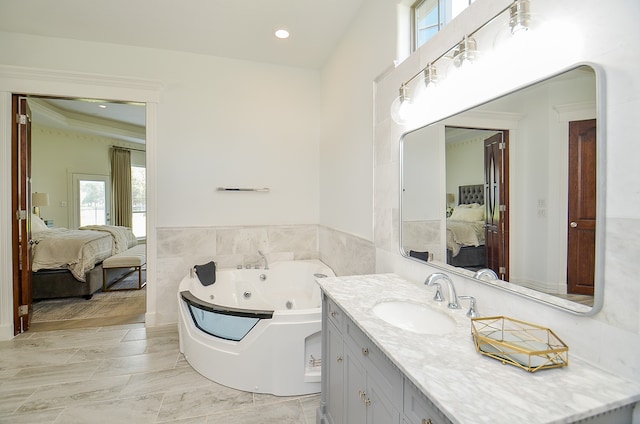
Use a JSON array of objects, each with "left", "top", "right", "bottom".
[{"left": 391, "top": 0, "right": 531, "bottom": 124}]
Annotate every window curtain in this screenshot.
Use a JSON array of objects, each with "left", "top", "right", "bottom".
[{"left": 111, "top": 147, "right": 132, "bottom": 228}]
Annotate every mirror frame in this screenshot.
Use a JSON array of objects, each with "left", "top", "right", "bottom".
[{"left": 399, "top": 62, "right": 605, "bottom": 316}]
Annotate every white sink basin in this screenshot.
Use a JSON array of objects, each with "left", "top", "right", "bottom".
[{"left": 372, "top": 301, "right": 456, "bottom": 335}]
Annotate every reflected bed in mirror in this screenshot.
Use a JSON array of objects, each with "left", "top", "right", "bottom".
[{"left": 400, "top": 64, "right": 603, "bottom": 315}]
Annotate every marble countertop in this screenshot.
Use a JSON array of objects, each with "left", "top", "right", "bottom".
[{"left": 317, "top": 273, "right": 640, "bottom": 424}]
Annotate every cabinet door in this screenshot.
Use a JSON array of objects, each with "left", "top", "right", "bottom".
[
  {"left": 367, "top": 380, "right": 400, "bottom": 424},
  {"left": 345, "top": 345, "right": 367, "bottom": 424},
  {"left": 404, "top": 380, "right": 451, "bottom": 424},
  {"left": 326, "top": 321, "right": 345, "bottom": 424}
]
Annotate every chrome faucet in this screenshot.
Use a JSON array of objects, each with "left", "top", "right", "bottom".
[
  {"left": 473, "top": 268, "right": 498, "bottom": 281},
  {"left": 258, "top": 250, "right": 269, "bottom": 270},
  {"left": 458, "top": 295, "right": 479, "bottom": 318},
  {"left": 424, "top": 272, "right": 460, "bottom": 309}
]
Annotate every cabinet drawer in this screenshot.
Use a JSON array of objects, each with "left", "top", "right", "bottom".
[
  {"left": 344, "top": 316, "right": 403, "bottom": 406},
  {"left": 325, "top": 297, "right": 344, "bottom": 330},
  {"left": 403, "top": 379, "right": 451, "bottom": 424}
]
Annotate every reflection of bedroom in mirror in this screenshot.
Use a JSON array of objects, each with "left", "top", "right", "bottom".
[
  {"left": 22, "top": 96, "right": 147, "bottom": 329},
  {"left": 401, "top": 64, "right": 600, "bottom": 313}
]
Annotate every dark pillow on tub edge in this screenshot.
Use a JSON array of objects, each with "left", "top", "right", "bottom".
[{"left": 195, "top": 261, "right": 216, "bottom": 286}]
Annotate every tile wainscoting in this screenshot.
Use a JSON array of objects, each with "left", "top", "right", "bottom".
[{"left": 154, "top": 225, "right": 375, "bottom": 325}]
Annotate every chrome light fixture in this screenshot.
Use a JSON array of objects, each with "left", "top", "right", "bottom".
[
  {"left": 453, "top": 35, "right": 478, "bottom": 68},
  {"left": 390, "top": 0, "right": 534, "bottom": 125},
  {"left": 390, "top": 84, "right": 412, "bottom": 124},
  {"left": 423, "top": 63, "right": 438, "bottom": 87},
  {"left": 509, "top": 0, "right": 530, "bottom": 34}
]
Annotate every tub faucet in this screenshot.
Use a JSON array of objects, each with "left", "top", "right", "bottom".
[
  {"left": 258, "top": 250, "right": 269, "bottom": 270},
  {"left": 424, "top": 272, "right": 460, "bottom": 309},
  {"left": 473, "top": 268, "right": 499, "bottom": 281}
]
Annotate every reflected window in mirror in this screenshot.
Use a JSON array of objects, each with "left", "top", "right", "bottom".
[{"left": 400, "top": 65, "right": 601, "bottom": 314}]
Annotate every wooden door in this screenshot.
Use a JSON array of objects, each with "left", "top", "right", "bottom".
[
  {"left": 12, "top": 95, "right": 33, "bottom": 335},
  {"left": 484, "top": 132, "right": 509, "bottom": 281},
  {"left": 567, "top": 119, "right": 596, "bottom": 295}
]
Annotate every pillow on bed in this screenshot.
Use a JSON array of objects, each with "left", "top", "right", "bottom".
[
  {"left": 31, "top": 214, "right": 50, "bottom": 232},
  {"left": 449, "top": 205, "right": 484, "bottom": 222},
  {"left": 455, "top": 203, "right": 482, "bottom": 209}
]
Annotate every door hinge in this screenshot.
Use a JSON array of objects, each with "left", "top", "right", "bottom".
[
  {"left": 16, "top": 209, "right": 27, "bottom": 220},
  {"left": 18, "top": 305, "right": 29, "bottom": 317},
  {"left": 499, "top": 142, "right": 506, "bottom": 150},
  {"left": 499, "top": 267, "right": 506, "bottom": 275},
  {"left": 499, "top": 204, "right": 507, "bottom": 212},
  {"left": 16, "top": 114, "right": 28, "bottom": 125}
]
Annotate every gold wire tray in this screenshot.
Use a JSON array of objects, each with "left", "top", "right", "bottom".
[{"left": 471, "top": 316, "right": 569, "bottom": 372}]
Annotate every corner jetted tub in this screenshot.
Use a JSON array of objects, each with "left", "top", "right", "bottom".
[{"left": 177, "top": 259, "right": 335, "bottom": 396}]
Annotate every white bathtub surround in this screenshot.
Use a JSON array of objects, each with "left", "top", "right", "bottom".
[
  {"left": 155, "top": 224, "right": 321, "bottom": 325},
  {"left": 178, "top": 259, "right": 335, "bottom": 396},
  {"left": 155, "top": 224, "right": 374, "bottom": 326},
  {"left": 318, "top": 226, "right": 375, "bottom": 276},
  {"left": 318, "top": 274, "right": 640, "bottom": 423}
]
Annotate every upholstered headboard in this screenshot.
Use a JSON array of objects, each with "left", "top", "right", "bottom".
[{"left": 458, "top": 184, "right": 484, "bottom": 205}]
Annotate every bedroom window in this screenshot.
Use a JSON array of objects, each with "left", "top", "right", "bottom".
[
  {"left": 131, "top": 166, "right": 146, "bottom": 238},
  {"left": 412, "top": 0, "right": 474, "bottom": 50},
  {"left": 73, "top": 174, "right": 110, "bottom": 228}
]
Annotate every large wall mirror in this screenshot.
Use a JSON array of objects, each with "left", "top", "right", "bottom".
[{"left": 400, "top": 64, "right": 604, "bottom": 315}]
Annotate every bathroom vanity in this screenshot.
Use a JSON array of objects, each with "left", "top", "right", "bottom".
[{"left": 317, "top": 274, "right": 640, "bottom": 424}]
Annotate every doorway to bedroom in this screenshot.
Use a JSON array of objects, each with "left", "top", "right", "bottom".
[{"left": 16, "top": 95, "right": 148, "bottom": 332}]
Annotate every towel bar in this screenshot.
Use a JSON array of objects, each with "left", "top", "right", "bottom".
[{"left": 216, "top": 187, "right": 270, "bottom": 192}]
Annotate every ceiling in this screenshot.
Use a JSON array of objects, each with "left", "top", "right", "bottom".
[
  {"left": 29, "top": 97, "right": 147, "bottom": 144},
  {"left": 4, "top": 0, "right": 366, "bottom": 143},
  {"left": 0, "top": 0, "right": 366, "bottom": 69}
]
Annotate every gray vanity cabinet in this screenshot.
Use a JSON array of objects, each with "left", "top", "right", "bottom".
[
  {"left": 320, "top": 294, "right": 447, "bottom": 424},
  {"left": 403, "top": 379, "right": 452, "bottom": 424},
  {"left": 321, "top": 295, "right": 401, "bottom": 424},
  {"left": 343, "top": 341, "right": 399, "bottom": 424},
  {"left": 325, "top": 314, "right": 344, "bottom": 424}
]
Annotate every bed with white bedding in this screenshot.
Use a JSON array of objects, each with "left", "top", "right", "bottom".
[
  {"left": 30, "top": 215, "right": 138, "bottom": 299},
  {"left": 446, "top": 184, "right": 487, "bottom": 269}
]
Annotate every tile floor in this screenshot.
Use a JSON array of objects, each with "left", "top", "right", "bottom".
[{"left": 0, "top": 323, "right": 320, "bottom": 423}]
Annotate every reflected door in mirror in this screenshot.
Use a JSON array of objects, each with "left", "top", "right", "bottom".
[
  {"left": 484, "top": 132, "right": 510, "bottom": 281},
  {"left": 567, "top": 119, "right": 596, "bottom": 295}
]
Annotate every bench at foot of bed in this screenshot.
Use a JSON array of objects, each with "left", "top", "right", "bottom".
[{"left": 102, "top": 244, "right": 146, "bottom": 292}]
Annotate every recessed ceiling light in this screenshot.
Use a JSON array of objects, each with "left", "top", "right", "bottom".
[
  {"left": 98, "top": 104, "right": 107, "bottom": 109},
  {"left": 275, "top": 29, "right": 290, "bottom": 39}
]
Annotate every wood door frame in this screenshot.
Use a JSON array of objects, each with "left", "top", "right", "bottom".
[
  {"left": 11, "top": 95, "right": 33, "bottom": 335},
  {"left": 0, "top": 66, "right": 161, "bottom": 339}
]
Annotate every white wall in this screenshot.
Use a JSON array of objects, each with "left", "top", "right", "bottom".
[
  {"left": 445, "top": 137, "right": 484, "bottom": 200},
  {"left": 368, "top": 0, "right": 640, "bottom": 382},
  {"left": 318, "top": 0, "right": 399, "bottom": 242},
  {"left": 0, "top": 31, "right": 323, "bottom": 331},
  {"left": 31, "top": 124, "right": 143, "bottom": 228},
  {"left": 0, "top": 31, "right": 322, "bottom": 228}
]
